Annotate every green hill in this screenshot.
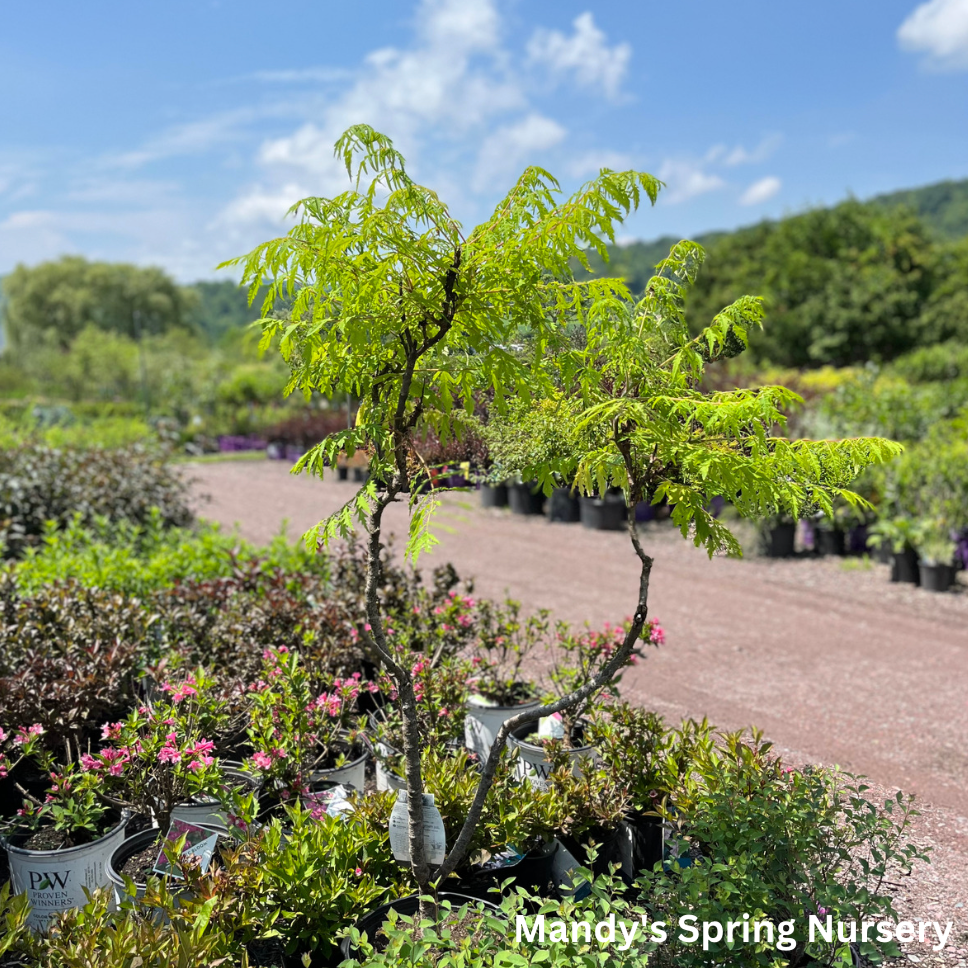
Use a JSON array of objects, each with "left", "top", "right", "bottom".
[
  {"left": 871, "top": 178, "right": 968, "bottom": 241},
  {"left": 576, "top": 176, "right": 968, "bottom": 368}
]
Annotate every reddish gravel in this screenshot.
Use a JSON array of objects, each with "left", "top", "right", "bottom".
[{"left": 187, "top": 459, "right": 968, "bottom": 964}]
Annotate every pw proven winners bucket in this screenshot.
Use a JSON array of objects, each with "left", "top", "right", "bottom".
[{"left": 5, "top": 815, "right": 129, "bottom": 931}]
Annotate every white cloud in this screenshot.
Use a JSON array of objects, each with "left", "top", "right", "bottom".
[
  {"left": 247, "top": 67, "right": 353, "bottom": 84},
  {"left": 215, "top": 182, "right": 314, "bottom": 232},
  {"left": 566, "top": 149, "right": 635, "bottom": 179},
  {"left": 657, "top": 158, "right": 725, "bottom": 204},
  {"left": 898, "top": 0, "right": 968, "bottom": 70},
  {"left": 111, "top": 110, "right": 257, "bottom": 170},
  {"left": 739, "top": 175, "right": 782, "bottom": 206},
  {"left": 527, "top": 12, "right": 630, "bottom": 98},
  {"left": 3, "top": 1, "right": 648, "bottom": 279},
  {"left": 705, "top": 134, "right": 782, "bottom": 167},
  {"left": 222, "top": 0, "right": 529, "bottom": 230},
  {"left": 473, "top": 114, "right": 566, "bottom": 190}
]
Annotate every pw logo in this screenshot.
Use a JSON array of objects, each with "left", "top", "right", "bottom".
[{"left": 29, "top": 870, "right": 71, "bottom": 891}]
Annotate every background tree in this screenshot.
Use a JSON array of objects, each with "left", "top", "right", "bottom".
[
  {"left": 226, "top": 126, "right": 900, "bottom": 918},
  {"left": 1, "top": 256, "right": 197, "bottom": 353}
]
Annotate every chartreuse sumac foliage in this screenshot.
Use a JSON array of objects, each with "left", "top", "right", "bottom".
[
  {"left": 224, "top": 125, "right": 903, "bottom": 916},
  {"left": 0, "top": 442, "right": 192, "bottom": 558}
]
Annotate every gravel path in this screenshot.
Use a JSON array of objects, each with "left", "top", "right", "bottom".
[{"left": 188, "top": 459, "right": 968, "bottom": 964}]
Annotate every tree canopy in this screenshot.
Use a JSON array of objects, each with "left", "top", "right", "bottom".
[
  {"left": 575, "top": 184, "right": 968, "bottom": 369},
  {"left": 1, "top": 256, "right": 197, "bottom": 353}
]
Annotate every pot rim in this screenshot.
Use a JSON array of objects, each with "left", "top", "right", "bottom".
[
  {"left": 467, "top": 694, "right": 543, "bottom": 713},
  {"left": 107, "top": 822, "right": 225, "bottom": 888},
  {"left": 341, "top": 891, "right": 505, "bottom": 958},
  {"left": 311, "top": 734, "right": 371, "bottom": 775},
  {"left": 3, "top": 810, "right": 129, "bottom": 858},
  {"left": 507, "top": 722, "right": 596, "bottom": 755}
]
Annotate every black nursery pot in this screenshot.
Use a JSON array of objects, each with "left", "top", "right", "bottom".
[
  {"left": 580, "top": 495, "right": 626, "bottom": 531},
  {"left": 764, "top": 522, "right": 796, "bottom": 558},
  {"left": 339, "top": 893, "right": 503, "bottom": 960},
  {"left": 919, "top": 562, "right": 954, "bottom": 593},
  {"left": 559, "top": 817, "right": 663, "bottom": 888},
  {"left": 891, "top": 548, "right": 921, "bottom": 584},
  {"left": 547, "top": 487, "right": 580, "bottom": 523},
  {"left": 336, "top": 465, "right": 349, "bottom": 481},
  {"left": 456, "top": 840, "right": 560, "bottom": 902},
  {"left": 508, "top": 482, "right": 546, "bottom": 516},
  {"left": 480, "top": 483, "right": 508, "bottom": 508},
  {"left": 815, "top": 526, "right": 846, "bottom": 557}
]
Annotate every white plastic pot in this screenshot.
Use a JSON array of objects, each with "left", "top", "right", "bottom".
[
  {"left": 507, "top": 723, "right": 597, "bottom": 789},
  {"left": 5, "top": 814, "right": 129, "bottom": 931},
  {"left": 373, "top": 741, "right": 406, "bottom": 792},
  {"left": 310, "top": 739, "right": 370, "bottom": 791},
  {"left": 170, "top": 762, "right": 260, "bottom": 831},
  {"left": 107, "top": 823, "right": 224, "bottom": 906},
  {"left": 464, "top": 695, "right": 542, "bottom": 758}
]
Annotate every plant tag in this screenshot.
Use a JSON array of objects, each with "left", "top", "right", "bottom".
[
  {"left": 389, "top": 791, "right": 446, "bottom": 865},
  {"left": 537, "top": 713, "right": 564, "bottom": 739},
  {"left": 469, "top": 693, "right": 499, "bottom": 708},
  {"left": 305, "top": 784, "right": 354, "bottom": 818},
  {"left": 153, "top": 820, "right": 218, "bottom": 879},
  {"left": 550, "top": 838, "right": 590, "bottom": 900}
]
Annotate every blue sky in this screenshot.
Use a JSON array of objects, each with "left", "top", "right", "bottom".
[{"left": 1, "top": 0, "right": 967, "bottom": 281}]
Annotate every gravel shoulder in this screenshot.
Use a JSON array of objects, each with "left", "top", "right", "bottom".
[{"left": 187, "top": 459, "right": 968, "bottom": 964}]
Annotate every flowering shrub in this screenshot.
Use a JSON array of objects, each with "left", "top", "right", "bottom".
[
  {"left": 0, "top": 723, "right": 44, "bottom": 782},
  {"left": 244, "top": 647, "right": 376, "bottom": 798},
  {"left": 80, "top": 671, "right": 228, "bottom": 830},
  {"left": 369, "top": 650, "right": 472, "bottom": 772},
  {"left": 465, "top": 601, "right": 548, "bottom": 705},
  {"left": 546, "top": 618, "right": 665, "bottom": 747}
]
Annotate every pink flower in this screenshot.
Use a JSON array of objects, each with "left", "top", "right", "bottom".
[
  {"left": 363, "top": 624, "right": 372, "bottom": 631},
  {"left": 191, "top": 739, "right": 216, "bottom": 757},
  {"left": 188, "top": 757, "right": 213, "bottom": 771},
  {"left": 438, "top": 708, "right": 450, "bottom": 718},
  {"left": 272, "top": 748, "right": 287, "bottom": 759},
  {"left": 108, "top": 762, "right": 126, "bottom": 776},
  {"left": 79, "top": 754, "right": 99, "bottom": 772},
  {"left": 250, "top": 752, "right": 273, "bottom": 770},
  {"left": 354, "top": 867, "right": 363, "bottom": 877},
  {"left": 158, "top": 745, "right": 181, "bottom": 764},
  {"left": 366, "top": 681, "right": 379, "bottom": 694},
  {"left": 0, "top": 728, "right": 7, "bottom": 743},
  {"left": 14, "top": 724, "right": 43, "bottom": 745},
  {"left": 101, "top": 722, "right": 123, "bottom": 741}
]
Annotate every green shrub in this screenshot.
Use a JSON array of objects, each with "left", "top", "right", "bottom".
[
  {"left": 0, "top": 576, "right": 159, "bottom": 744},
  {"left": 641, "top": 731, "right": 927, "bottom": 967},
  {"left": 10, "top": 512, "right": 322, "bottom": 598},
  {"left": 0, "top": 443, "right": 192, "bottom": 558}
]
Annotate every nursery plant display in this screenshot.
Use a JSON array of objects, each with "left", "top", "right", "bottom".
[{"left": 225, "top": 124, "right": 901, "bottom": 928}]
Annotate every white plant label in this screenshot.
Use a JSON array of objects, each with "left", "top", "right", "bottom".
[
  {"left": 389, "top": 791, "right": 446, "bottom": 865},
  {"left": 538, "top": 713, "right": 565, "bottom": 740}
]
